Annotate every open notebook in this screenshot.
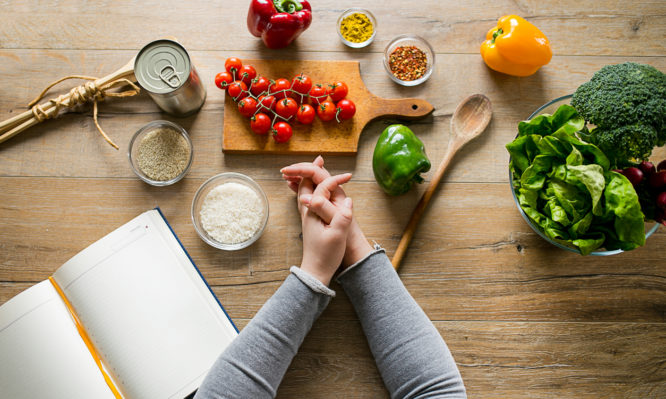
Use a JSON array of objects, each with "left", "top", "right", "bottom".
[{"left": 0, "top": 209, "right": 238, "bottom": 399}]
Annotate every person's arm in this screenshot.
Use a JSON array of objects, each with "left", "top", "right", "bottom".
[
  {"left": 336, "top": 248, "right": 467, "bottom": 399},
  {"left": 196, "top": 173, "right": 354, "bottom": 399},
  {"left": 282, "top": 157, "right": 465, "bottom": 397},
  {"left": 195, "top": 268, "right": 334, "bottom": 399}
]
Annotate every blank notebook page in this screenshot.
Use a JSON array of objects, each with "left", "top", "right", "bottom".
[
  {"left": 0, "top": 281, "right": 116, "bottom": 399},
  {"left": 53, "top": 211, "right": 237, "bottom": 399}
]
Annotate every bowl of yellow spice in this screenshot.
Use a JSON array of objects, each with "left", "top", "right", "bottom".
[{"left": 337, "top": 8, "right": 376, "bottom": 48}]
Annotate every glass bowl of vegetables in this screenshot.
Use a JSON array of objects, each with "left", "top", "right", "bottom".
[{"left": 508, "top": 94, "right": 661, "bottom": 256}]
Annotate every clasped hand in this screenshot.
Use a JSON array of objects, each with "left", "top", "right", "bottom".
[{"left": 281, "top": 156, "right": 373, "bottom": 286}]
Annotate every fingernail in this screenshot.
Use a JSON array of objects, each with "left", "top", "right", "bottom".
[
  {"left": 300, "top": 194, "right": 312, "bottom": 205},
  {"left": 344, "top": 197, "right": 353, "bottom": 208}
]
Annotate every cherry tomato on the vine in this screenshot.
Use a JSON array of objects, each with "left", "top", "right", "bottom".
[
  {"left": 250, "top": 113, "right": 271, "bottom": 135},
  {"left": 224, "top": 57, "right": 243, "bottom": 78},
  {"left": 238, "top": 97, "right": 258, "bottom": 118},
  {"left": 258, "top": 95, "right": 276, "bottom": 111},
  {"left": 270, "top": 78, "right": 292, "bottom": 99},
  {"left": 296, "top": 104, "right": 315, "bottom": 125},
  {"left": 317, "top": 100, "right": 336, "bottom": 122},
  {"left": 292, "top": 74, "right": 313, "bottom": 101},
  {"left": 239, "top": 65, "right": 257, "bottom": 86},
  {"left": 251, "top": 76, "right": 271, "bottom": 97},
  {"left": 335, "top": 99, "right": 356, "bottom": 122},
  {"left": 272, "top": 122, "right": 293, "bottom": 143},
  {"left": 214, "top": 71, "right": 234, "bottom": 90},
  {"left": 328, "top": 81, "right": 348, "bottom": 103},
  {"left": 275, "top": 98, "right": 298, "bottom": 119},
  {"left": 309, "top": 84, "right": 328, "bottom": 105},
  {"left": 227, "top": 81, "right": 248, "bottom": 100}
]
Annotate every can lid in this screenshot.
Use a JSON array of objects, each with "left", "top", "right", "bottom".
[{"left": 134, "top": 40, "right": 191, "bottom": 94}]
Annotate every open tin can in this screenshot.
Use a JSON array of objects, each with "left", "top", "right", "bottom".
[{"left": 134, "top": 39, "right": 206, "bottom": 117}]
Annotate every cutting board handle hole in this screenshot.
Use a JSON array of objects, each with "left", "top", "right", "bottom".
[{"left": 412, "top": 104, "right": 418, "bottom": 110}]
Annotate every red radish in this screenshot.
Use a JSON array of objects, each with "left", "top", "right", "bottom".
[
  {"left": 658, "top": 160, "right": 666, "bottom": 172},
  {"left": 638, "top": 161, "right": 656, "bottom": 177},
  {"left": 621, "top": 167, "right": 643, "bottom": 187},
  {"left": 657, "top": 192, "right": 666, "bottom": 211},
  {"left": 656, "top": 208, "right": 666, "bottom": 224},
  {"left": 649, "top": 171, "right": 666, "bottom": 189}
]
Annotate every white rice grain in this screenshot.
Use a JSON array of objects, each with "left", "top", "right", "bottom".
[{"left": 200, "top": 182, "right": 264, "bottom": 244}]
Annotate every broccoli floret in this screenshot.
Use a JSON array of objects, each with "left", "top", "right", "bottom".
[
  {"left": 588, "top": 123, "right": 657, "bottom": 163},
  {"left": 571, "top": 62, "right": 666, "bottom": 164}
]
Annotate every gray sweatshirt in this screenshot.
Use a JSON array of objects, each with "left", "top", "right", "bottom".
[{"left": 195, "top": 248, "right": 466, "bottom": 398}]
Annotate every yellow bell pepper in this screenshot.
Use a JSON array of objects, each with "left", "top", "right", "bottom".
[{"left": 480, "top": 15, "right": 552, "bottom": 77}]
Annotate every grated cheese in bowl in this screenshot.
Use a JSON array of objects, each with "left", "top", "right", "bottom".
[{"left": 192, "top": 173, "right": 269, "bottom": 250}]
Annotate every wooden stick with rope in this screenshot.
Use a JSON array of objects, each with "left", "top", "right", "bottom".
[{"left": 0, "top": 57, "right": 137, "bottom": 149}]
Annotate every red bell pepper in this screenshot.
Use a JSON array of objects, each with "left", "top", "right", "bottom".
[{"left": 247, "top": 0, "right": 312, "bottom": 49}]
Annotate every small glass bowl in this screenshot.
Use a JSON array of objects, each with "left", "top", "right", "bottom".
[
  {"left": 191, "top": 172, "right": 269, "bottom": 250},
  {"left": 337, "top": 8, "right": 377, "bottom": 48},
  {"left": 383, "top": 34, "right": 435, "bottom": 86},
  {"left": 509, "top": 94, "right": 660, "bottom": 256},
  {"left": 128, "top": 120, "right": 193, "bottom": 186}
]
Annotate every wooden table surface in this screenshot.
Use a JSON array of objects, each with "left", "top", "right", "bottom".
[{"left": 1, "top": 1, "right": 665, "bottom": 398}]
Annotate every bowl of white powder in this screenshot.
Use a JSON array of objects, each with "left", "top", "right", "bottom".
[{"left": 191, "top": 172, "right": 269, "bottom": 250}]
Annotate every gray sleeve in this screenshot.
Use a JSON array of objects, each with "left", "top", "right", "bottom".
[
  {"left": 336, "top": 248, "right": 467, "bottom": 399},
  {"left": 195, "top": 267, "right": 334, "bottom": 399}
]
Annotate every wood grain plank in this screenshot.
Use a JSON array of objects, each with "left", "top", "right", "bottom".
[
  {"left": 1, "top": 2, "right": 665, "bottom": 397},
  {"left": 275, "top": 319, "right": 666, "bottom": 398},
  {"left": 0, "top": 49, "right": 664, "bottom": 183},
  {"left": 2, "top": 178, "right": 663, "bottom": 322},
  {"left": 0, "top": 1, "right": 664, "bottom": 56}
]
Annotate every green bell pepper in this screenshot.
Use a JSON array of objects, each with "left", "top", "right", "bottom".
[{"left": 372, "top": 124, "right": 431, "bottom": 195}]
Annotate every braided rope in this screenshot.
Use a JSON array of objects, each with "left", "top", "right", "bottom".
[{"left": 28, "top": 75, "right": 140, "bottom": 149}]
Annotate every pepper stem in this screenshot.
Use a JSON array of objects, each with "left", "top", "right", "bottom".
[
  {"left": 491, "top": 28, "right": 503, "bottom": 44},
  {"left": 273, "top": 0, "right": 302, "bottom": 13}
]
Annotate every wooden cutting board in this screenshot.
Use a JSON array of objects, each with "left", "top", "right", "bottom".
[{"left": 222, "top": 59, "right": 434, "bottom": 155}]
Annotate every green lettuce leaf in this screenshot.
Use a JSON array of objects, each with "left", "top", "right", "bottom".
[
  {"left": 602, "top": 172, "right": 646, "bottom": 249},
  {"left": 518, "top": 104, "right": 585, "bottom": 138},
  {"left": 507, "top": 104, "right": 646, "bottom": 255}
]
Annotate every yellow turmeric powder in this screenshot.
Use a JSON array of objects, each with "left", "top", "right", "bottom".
[{"left": 340, "top": 13, "right": 374, "bottom": 43}]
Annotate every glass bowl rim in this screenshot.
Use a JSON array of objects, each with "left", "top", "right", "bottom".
[
  {"left": 127, "top": 120, "right": 194, "bottom": 186},
  {"left": 191, "top": 172, "right": 270, "bottom": 251},
  {"left": 383, "top": 34, "right": 435, "bottom": 86},
  {"left": 509, "top": 94, "right": 660, "bottom": 256},
  {"left": 336, "top": 8, "right": 377, "bottom": 48}
]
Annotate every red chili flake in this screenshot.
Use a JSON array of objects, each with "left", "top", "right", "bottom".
[{"left": 388, "top": 45, "right": 428, "bottom": 81}]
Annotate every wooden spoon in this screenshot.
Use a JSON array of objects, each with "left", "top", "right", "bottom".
[{"left": 392, "top": 94, "right": 493, "bottom": 270}]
